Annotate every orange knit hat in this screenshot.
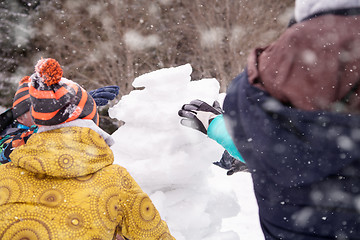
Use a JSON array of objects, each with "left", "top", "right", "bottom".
[
  {"left": 12, "top": 76, "right": 31, "bottom": 119},
  {"left": 29, "top": 58, "right": 99, "bottom": 126}
]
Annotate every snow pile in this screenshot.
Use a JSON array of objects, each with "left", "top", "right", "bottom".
[{"left": 109, "top": 64, "right": 264, "bottom": 239}]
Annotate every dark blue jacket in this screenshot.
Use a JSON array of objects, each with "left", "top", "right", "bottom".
[{"left": 223, "top": 69, "right": 360, "bottom": 239}]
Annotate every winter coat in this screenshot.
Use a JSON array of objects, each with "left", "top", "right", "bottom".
[
  {"left": 0, "top": 123, "right": 37, "bottom": 164},
  {"left": 223, "top": 10, "right": 360, "bottom": 240},
  {"left": 0, "top": 126, "right": 174, "bottom": 240}
]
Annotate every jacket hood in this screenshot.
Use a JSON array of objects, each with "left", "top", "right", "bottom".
[
  {"left": 248, "top": 14, "right": 360, "bottom": 113},
  {"left": 9, "top": 126, "right": 114, "bottom": 178},
  {"left": 295, "top": 0, "right": 360, "bottom": 22}
]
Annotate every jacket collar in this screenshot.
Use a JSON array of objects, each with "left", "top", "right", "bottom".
[{"left": 37, "top": 119, "right": 114, "bottom": 146}]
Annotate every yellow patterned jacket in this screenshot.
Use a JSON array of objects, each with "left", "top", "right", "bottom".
[{"left": 0, "top": 126, "right": 174, "bottom": 240}]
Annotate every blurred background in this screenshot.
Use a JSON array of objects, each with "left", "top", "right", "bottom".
[{"left": 0, "top": 0, "right": 294, "bottom": 132}]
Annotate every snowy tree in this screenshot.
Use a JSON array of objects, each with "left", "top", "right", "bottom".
[{"left": 29, "top": 0, "right": 293, "bottom": 94}]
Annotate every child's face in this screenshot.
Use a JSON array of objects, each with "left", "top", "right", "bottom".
[{"left": 17, "top": 111, "right": 34, "bottom": 127}]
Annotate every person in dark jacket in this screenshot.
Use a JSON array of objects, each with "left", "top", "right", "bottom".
[{"left": 179, "top": 0, "right": 360, "bottom": 239}]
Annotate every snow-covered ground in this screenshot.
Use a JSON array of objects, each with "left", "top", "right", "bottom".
[
  {"left": 210, "top": 167, "right": 264, "bottom": 239},
  {"left": 109, "top": 64, "right": 264, "bottom": 239}
]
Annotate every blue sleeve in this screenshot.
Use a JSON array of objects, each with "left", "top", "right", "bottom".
[
  {"left": 0, "top": 137, "right": 12, "bottom": 164},
  {"left": 207, "top": 115, "right": 245, "bottom": 163}
]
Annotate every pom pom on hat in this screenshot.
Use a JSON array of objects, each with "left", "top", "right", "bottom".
[{"left": 35, "top": 58, "right": 63, "bottom": 86}]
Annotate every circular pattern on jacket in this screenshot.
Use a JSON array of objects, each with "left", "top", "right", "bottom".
[
  {"left": 6, "top": 229, "right": 39, "bottom": 240},
  {"left": 60, "top": 208, "right": 90, "bottom": 237},
  {"left": 0, "top": 177, "right": 23, "bottom": 204},
  {"left": 17, "top": 156, "right": 45, "bottom": 174},
  {"left": 121, "top": 176, "right": 133, "bottom": 190},
  {"left": 106, "top": 194, "right": 123, "bottom": 223},
  {"left": 92, "top": 184, "right": 122, "bottom": 232},
  {"left": 0, "top": 218, "right": 53, "bottom": 240},
  {"left": 131, "top": 195, "right": 162, "bottom": 231},
  {"left": 38, "top": 189, "right": 64, "bottom": 207},
  {"left": 139, "top": 196, "right": 156, "bottom": 222},
  {"left": 58, "top": 154, "right": 74, "bottom": 169}
]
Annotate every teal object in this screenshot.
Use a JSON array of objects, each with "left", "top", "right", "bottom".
[{"left": 207, "top": 115, "right": 245, "bottom": 163}]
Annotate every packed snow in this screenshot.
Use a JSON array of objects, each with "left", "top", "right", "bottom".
[{"left": 108, "top": 64, "right": 264, "bottom": 239}]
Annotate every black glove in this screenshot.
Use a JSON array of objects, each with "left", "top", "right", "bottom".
[
  {"left": 89, "top": 85, "right": 120, "bottom": 106},
  {"left": 178, "top": 99, "right": 223, "bottom": 134},
  {"left": 0, "top": 108, "right": 14, "bottom": 133},
  {"left": 213, "top": 150, "right": 248, "bottom": 175}
]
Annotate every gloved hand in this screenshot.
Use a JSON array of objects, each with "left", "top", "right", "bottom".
[
  {"left": 226, "top": 159, "right": 248, "bottom": 175},
  {"left": 89, "top": 85, "right": 120, "bottom": 106},
  {"left": 213, "top": 150, "right": 248, "bottom": 175},
  {"left": 178, "top": 99, "right": 223, "bottom": 134}
]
